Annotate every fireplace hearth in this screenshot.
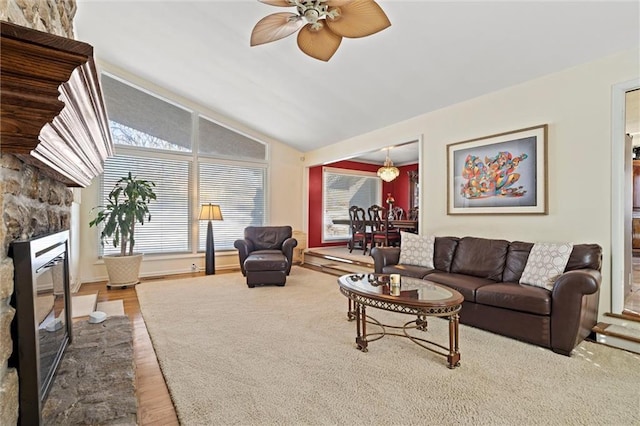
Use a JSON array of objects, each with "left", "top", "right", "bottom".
[{"left": 9, "top": 231, "right": 73, "bottom": 426}]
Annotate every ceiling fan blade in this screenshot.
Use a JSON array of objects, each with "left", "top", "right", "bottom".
[
  {"left": 250, "top": 12, "right": 304, "bottom": 46},
  {"left": 326, "top": 0, "right": 391, "bottom": 38},
  {"left": 297, "top": 24, "right": 342, "bottom": 62},
  {"left": 259, "top": 0, "right": 294, "bottom": 6},
  {"left": 326, "top": 0, "right": 355, "bottom": 6}
]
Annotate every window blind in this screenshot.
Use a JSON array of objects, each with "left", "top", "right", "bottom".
[
  {"left": 101, "top": 155, "right": 191, "bottom": 255},
  {"left": 199, "top": 116, "right": 266, "bottom": 160},
  {"left": 199, "top": 162, "right": 266, "bottom": 251},
  {"left": 102, "top": 74, "right": 192, "bottom": 152}
]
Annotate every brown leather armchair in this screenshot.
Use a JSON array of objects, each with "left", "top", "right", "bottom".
[{"left": 234, "top": 226, "right": 298, "bottom": 282}]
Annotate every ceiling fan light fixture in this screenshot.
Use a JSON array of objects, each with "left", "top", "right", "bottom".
[
  {"left": 326, "top": 7, "right": 342, "bottom": 21},
  {"left": 303, "top": 8, "right": 321, "bottom": 23},
  {"left": 377, "top": 149, "right": 400, "bottom": 182}
]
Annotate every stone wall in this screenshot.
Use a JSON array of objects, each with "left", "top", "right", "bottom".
[
  {"left": 0, "top": 0, "right": 76, "bottom": 36},
  {"left": 0, "top": 1, "right": 77, "bottom": 424}
]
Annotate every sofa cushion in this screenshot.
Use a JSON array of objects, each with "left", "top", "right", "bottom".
[
  {"left": 475, "top": 283, "right": 552, "bottom": 315},
  {"left": 244, "top": 252, "right": 288, "bottom": 272},
  {"left": 399, "top": 232, "right": 435, "bottom": 268},
  {"left": 520, "top": 242, "right": 573, "bottom": 290},
  {"left": 502, "top": 241, "right": 534, "bottom": 283},
  {"left": 245, "top": 226, "right": 292, "bottom": 251},
  {"left": 426, "top": 272, "right": 494, "bottom": 302},
  {"left": 565, "top": 244, "right": 602, "bottom": 271},
  {"left": 434, "top": 237, "right": 459, "bottom": 272},
  {"left": 450, "top": 237, "right": 510, "bottom": 281}
]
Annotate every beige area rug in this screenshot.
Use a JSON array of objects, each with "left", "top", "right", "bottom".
[
  {"left": 136, "top": 267, "right": 640, "bottom": 425},
  {"left": 70, "top": 293, "right": 98, "bottom": 318},
  {"left": 96, "top": 300, "right": 125, "bottom": 317}
]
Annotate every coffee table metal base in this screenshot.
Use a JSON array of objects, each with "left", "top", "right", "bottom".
[{"left": 349, "top": 300, "right": 461, "bottom": 369}]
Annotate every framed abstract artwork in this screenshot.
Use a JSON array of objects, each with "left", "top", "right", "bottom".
[{"left": 447, "top": 124, "right": 548, "bottom": 215}]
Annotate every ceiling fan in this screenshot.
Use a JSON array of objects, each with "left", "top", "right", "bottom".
[{"left": 250, "top": 0, "right": 391, "bottom": 62}]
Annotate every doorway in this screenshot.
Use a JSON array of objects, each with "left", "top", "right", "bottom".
[
  {"left": 612, "top": 80, "right": 640, "bottom": 316},
  {"left": 627, "top": 89, "right": 640, "bottom": 316}
]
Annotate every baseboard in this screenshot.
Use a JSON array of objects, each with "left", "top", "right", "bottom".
[{"left": 81, "top": 265, "right": 242, "bottom": 286}]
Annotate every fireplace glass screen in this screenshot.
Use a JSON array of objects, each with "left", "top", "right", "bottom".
[
  {"left": 35, "top": 251, "right": 68, "bottom": 395},
  {"left": 10, "top": 231, "right": 73, "bottom": 425}
]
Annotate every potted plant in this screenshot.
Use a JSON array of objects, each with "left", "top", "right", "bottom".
[{"left": 90, "top": 172, "right": 157, "bottom": 288}]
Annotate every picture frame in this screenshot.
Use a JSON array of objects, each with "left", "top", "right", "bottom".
[{"left": 447, "top": 124, "right": 548, "bottom": 215}]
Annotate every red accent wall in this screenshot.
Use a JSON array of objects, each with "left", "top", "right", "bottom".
[
  {"left": 308, "top": 161, "right": 418, "bottom": 248},
  {"left": 383, "top": 163, "right": 419, "bottom": 212}
]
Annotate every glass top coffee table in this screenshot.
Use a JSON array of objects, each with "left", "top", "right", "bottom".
[{"left": 337, "top": 273, "right": 464, "bottom": 369}]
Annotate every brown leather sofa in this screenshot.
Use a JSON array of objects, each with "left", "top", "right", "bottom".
[
  {"left": 371, "top": 236, "right": 602, "bottom": 355},
  {"left": 234, "top": 226, "right": 298, "bottom": 287}
]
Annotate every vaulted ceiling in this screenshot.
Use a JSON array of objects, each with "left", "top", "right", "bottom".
[{"left": 75, "top": 1, "right": 640, "bottom": 155}]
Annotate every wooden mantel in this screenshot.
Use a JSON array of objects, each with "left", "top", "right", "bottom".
[{"left": 0, "top": 21, "right": 113, "bottom": 187}]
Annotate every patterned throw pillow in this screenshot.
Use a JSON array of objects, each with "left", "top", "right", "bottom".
[
  {"left": 519, "top": 242, "right": 574, "bottom": 290},
  {"left": 398, "top": 232, "right": 435, "bottom": 269}
]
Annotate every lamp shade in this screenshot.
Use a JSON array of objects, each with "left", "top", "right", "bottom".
[{"left": 199, "top": 203, "right": 223, "bottom": 221}]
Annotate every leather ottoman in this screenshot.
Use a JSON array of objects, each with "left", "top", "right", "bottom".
[{"left": 243, "top": 253, "right": 288, "bottom": 288}]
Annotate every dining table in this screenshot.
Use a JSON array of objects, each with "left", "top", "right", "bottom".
[{"left": 332, "top": 219, "right": 418, "bottom": 233}]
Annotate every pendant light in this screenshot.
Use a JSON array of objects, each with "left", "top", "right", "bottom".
[{"left": 377, "top": 148, "right": 400, "bottom": 182}]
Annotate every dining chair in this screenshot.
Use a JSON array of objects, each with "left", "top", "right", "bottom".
[
  {"left": 389, "top": 206, "right": 404, "bottom": 220},
  {"left": 368, "top": 204, "right": 400, "bottom": 248},
  {"left": 348, "top": 206, "right": 370, "bottom": 254}
]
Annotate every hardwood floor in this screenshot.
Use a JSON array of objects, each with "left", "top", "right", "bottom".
[{"left": 75, "top": 272, "right": 211, "bottom": 425}]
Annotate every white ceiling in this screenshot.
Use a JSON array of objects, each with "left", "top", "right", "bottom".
[
  {"left": 75, "top": 1, "right": 639, "bottom": 160},
  {"left": 352, "top": 141, "right": 419, "bottom": 165}
]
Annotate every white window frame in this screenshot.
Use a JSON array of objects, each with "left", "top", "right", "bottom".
[
  {"left": 322, "top": 167, "right": 381, "bottom": 243},
  {"left": 98, "top": 73, "right": 270, "bottom": 258}
]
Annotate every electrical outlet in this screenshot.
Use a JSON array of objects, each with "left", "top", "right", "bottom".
[{"left": 191, "top": 263, "right": 198, "bottom": 272}]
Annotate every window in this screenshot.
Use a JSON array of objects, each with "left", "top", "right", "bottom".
[
  {"left": 322, "top": 167, "right": 381, "bottom": 242},
  {"left": 98, "top": 73, "right": 268, "bottom": 256},
  {"left": 198, "top": 162, "right": 266, "bottom": 251},
  {"left": 199, "top": 116, "right": 266, "bottom": 160},
  {"left": 102, "top": 75, "right": 192, "bottom": 152},
  {"left": 102, "top": 154, "right": 191, "bottom": 255}
]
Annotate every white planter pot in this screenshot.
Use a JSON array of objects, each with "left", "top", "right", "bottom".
[{"left": 103, "top": 253, "right": 143, "bottom": 288}]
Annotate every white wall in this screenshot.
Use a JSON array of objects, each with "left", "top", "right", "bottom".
[
  {"left": 79, "top": 62, "right": 304, "bottom": 284},
  {"left": 305, "top": 48, "right": 640, "bottom": 319},
  {"left": 269, "top": 141, "right": 305, "bottom": 230}
]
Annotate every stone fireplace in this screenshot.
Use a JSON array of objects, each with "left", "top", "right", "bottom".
[{"left": 0, "top": 2, "right": 112, "bottom": 424}]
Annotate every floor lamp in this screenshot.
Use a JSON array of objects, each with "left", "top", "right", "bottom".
[{"left": 199, "top": 203, "right": 223, "bottom": 275}]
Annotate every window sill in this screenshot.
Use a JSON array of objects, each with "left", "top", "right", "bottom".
[{"left": 94, "top": 249, "right": 237, "bottom": 265}]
